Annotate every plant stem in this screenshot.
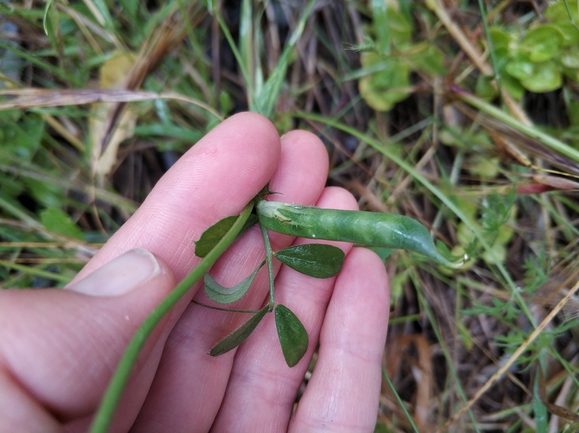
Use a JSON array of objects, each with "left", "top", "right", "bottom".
[
  {"left": 476, "top": 0, "right": 500, "bottom": 84},
  {"left": 191, "top": 300, "right": 264, "bottom": 314},
  {"left": 382, "top": 370, "right": 420, "bottom": 433},
  {"left": 259, "top": 221, "right": 276, "bottom": 304},
  {"left": 89, "top": 202, "right": 254, "bottom": 433}
]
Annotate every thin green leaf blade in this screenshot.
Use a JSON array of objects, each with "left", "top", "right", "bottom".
[
  {"left": 275, "top": 304, "right": 308, "bottom": 367},
  {"left": 239, "top": 0, "right": 254, "bottom": 94},
  {"left": 274, "top": 244, "right": 345, "bottom": 278},
  {"left": 194, "top": 215, "right": 238, "bottom": 258},
  {"left": 253, "top": 0, "right": 316, "bottom": 117},
  {"left": 209, "top": 305, "right": 269, "bottom": 356},
  {"left": 204, "top": 261, "right": 264, "bottom": 304},
  {"left": 533, "top": 373, "right": 548, "bottom": 433}
]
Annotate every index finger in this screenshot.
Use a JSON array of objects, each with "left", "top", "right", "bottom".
[{"left": 72, "top": 112, "right": 281, "bottom": 284}]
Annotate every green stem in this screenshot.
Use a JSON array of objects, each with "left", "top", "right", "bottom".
[
  {"left": 382, "top": 370, "right": 420, "bottom": 433},
  {"left": 259, "top": 221, "right": 276, "bottom": 304},
  {"left": 89, "top": 202, "right": 254, "bottom": 433},
  {"left": 191, "top": 300, "right": 264, "bottom": 314},
  {"left": 476, "top": 0, "right": 500, "bottom": 84}
]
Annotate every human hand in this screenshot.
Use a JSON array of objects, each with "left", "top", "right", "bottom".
[{"left": 0, "top": 113, "right": 390, "bottom": 433}]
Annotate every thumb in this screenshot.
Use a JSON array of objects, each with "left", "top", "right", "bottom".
[
  {"left": 0, "top": 248, "right": 176, "bottom": 431},
  {"left": 68, "top": 247, "right": 171, "bottom": 297}
]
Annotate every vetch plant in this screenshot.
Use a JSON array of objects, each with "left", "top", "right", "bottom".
[
  {"left": 89, "top": 193, "right": 466, "bottom": 433},
  {"left": 194, "top": 196, "right": 466, "bottom": 368}
]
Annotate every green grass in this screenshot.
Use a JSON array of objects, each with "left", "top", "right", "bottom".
[{"left": 2, "top": 0, "right": 579, "bottom": 431}]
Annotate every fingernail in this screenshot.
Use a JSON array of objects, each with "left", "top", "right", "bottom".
[{"left": 70, "top": 248, "right": 162, "bottom": 296}]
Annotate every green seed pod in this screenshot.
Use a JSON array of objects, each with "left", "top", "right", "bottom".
[{"left": 257, "top": 200, "right": 465, "bottom": 268}]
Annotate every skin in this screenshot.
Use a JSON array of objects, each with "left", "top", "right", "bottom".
[{"left": 0, "top": 112, "right": 390, "bottom": 433}]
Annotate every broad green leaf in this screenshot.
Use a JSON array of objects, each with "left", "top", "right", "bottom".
[
  {"left": 194, "top": 215, "right": 238, "bottom": 258},
  {"left": 555, "top": 23, "right": 579, "bottom": 46},
  {"left": 40, "top": 207, "right": 83, "bottom": 240},
  {"left": 386, "top": 5, "right": 413, "bottom": 47},
  {"left": 520, "top": 61, "right": 562, "bottom": 93},
  {"left": 562, "top": 46, "right": 579, "bottom": 68},
  {"left": 545, "top": 1, "right": 578, "bottom": 24},
  {"left": 506, "top": 53, "right": 534, "bottom": 80},
  {"left": 475, "top": 75, "right": 498, "bottom": 100},
  {"left": 204, "top": 261, "right": 264, "bottom": 304},
  {"left": 275, "top": 304, "right": 308, "bottom": 367},
  {"left": 209, "top": 304, "right": 269, "bottom": 356},
  {"left": 408, "top": 44, "right": 447, "bottom": 76},
  {"left": 492, "top": 46, "right": 512, "bottom": 73},
  {"left": 520, "top": 25, "right": 563, "bottom": 62},
  {"left": 489, "top": 27, "right": 511, "bottom": 50},
  {"left": 275, "top": 244, "right": 345, "bottom": 278},
  {"left": 359, "top": 53, "right": 411, "bottom": 111},
  {"left": 501, "top": 73, "right": 525, "bottom": 100}
]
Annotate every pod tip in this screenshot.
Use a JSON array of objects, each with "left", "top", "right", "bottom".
[{"left": 446, "top": 252, "right": 469, "bottom": 269}]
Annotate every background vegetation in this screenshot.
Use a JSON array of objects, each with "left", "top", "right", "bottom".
[{"left": 2, "top": 0, "right": 579, "bottom": 431}]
